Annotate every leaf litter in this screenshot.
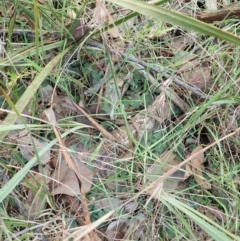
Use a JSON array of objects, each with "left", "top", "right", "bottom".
[
  {"left": 51, "top": 152, "right": 94, "bottom": 196},
  {"left": 2, "top": 54, "right": 218, "bottom": 240},
  {"left": 13, "top": 129, "right": 51, "bottom": 165},
  {"left": 186, "top": 145, "right": 211, "bottom": 189},
  {"left": 146, "top": 150, "right": 186, "bottom": 192},
  {"left": 1, "top": 1, "right": 240, "bottom": 240}
]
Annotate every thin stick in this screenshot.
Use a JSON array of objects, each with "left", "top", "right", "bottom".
[
  {"left": 71, "top": 101, "right": 116, "bottom": 141},
  {"left": 197, "top": 6, "right": 240, "bottom": 23},
  {"left": 70, "top": 126, "right": 240, "bottom": 240},
  {"left": 44, "top": 108, "right": 93, "bottom": 239},
  {"left": 87, "top": 40, "right": 210, "bottom": 99}
]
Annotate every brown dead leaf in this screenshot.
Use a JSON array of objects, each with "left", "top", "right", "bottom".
[
  {"left": 45, "top": 107, "right": 92, "bottom": 229},
  {"left": 39, "top": 84, "right": 54, "bottom": 104},
  {"left": 75, "top": 153, "right": 95, "bottom": 193},
  {"left": 51, "top": 152, "right": 94, "bottom": 196},
  {"left": 47, "top": 95, "right": 92, "bottom": 126},
  {"left": 83, "top": 233, "right": 101, "bottom": 241},
  {"left": 93, "top": 0, "right": 120, "bottom": 38},
  {"left": 105, "top": 213, "right": 147, "bottom": 241},
  {"left": 15, "top": 130, "right": 50, "bottom": 165},
  {"left": 206, "top": 206, "right": 227, "bottom": 224},
  {"left": 24, "top": 166, "right": 51, "bottom": 188},
  {"left": 51, "top": 165, "right": 80, "bottom": 196},
  {"left": 69, "top": 20, "right": 89, "bottom": 42},
  {"left": 94, "top": 198, "right": 123, "bottom": 212},
  {"left": 169, "top": 35, "right": 195, "bottom": 53},
  {"left": 146, "top": 150, "right": 186, "bottom": 192},
  {"left": 187, "top": 145, "right": 211, "bottom": 189},
  {"left": 106, "top": 219, "right": 129, "bottom": 241},
  {"left": 25, "top": 188, "right": 46, "bottom": 219},
  {"left": 23, "top": 167, "right": 51, "bottom": 218},
  {"left": 181, "top": 66, "right": 211, "bottom": 91}
]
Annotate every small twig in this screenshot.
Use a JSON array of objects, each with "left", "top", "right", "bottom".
[
  {"left": 70, "top": 127, "right": 240, "bottom": 241},
  {"left": 44, "top": 108, "right": 93, "bottom": 234},
  {"left": 87, "top": 40, "right": 210, "bottom": 100},
  {"left": 71, "top": 101, "right": 116, "bottom": 141},
  {"left": 196, "top": 6, "right": 240, "bottom": 23}
]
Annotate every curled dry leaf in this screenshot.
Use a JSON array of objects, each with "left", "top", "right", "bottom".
[
  {"left": 15, "top": 130, "right": 50, "bottom": 165},
  {"left": 186, "top": 145, "right": 211, "bottom": 189}
]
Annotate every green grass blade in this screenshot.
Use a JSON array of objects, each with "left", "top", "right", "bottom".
[
  {"left": 107, "top": 0, "right": 240, "bottom": 45},
  {"left": 34, "top": 0, "right": 40, "bottom": 65},
  {"left": 161, "top": 195, "right": 240, "bottom": 241},
  {"left": 0, "top": 127, "right": 80, "bottom": 203},
  {"left": 0, "top": 41, "right": 64, "bottom": 66},
  {"left": 19, "top": 3, "right": 49, "bottom": 30},
  {"left": 0, "top": 44, "right": 74, "bottom": 141}
]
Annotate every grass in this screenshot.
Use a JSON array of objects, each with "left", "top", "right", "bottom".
[{"left": 0, "top": 0, "right": 240, "bottom": 240}]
